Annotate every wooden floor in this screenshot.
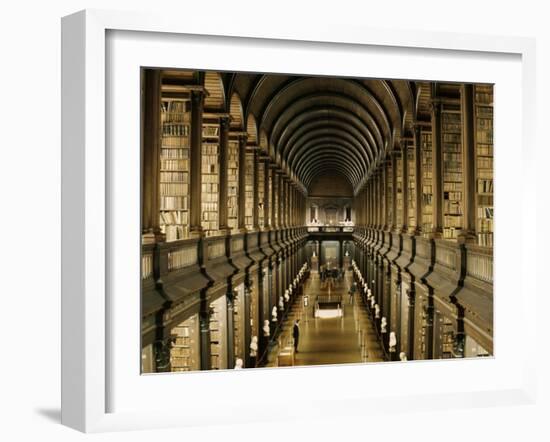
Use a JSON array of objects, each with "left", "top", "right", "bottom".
[{"left": 266, "top": 271, "right": 384, "bottom": 368}]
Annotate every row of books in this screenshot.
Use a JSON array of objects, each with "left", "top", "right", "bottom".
[
  {"left": 444, "top": 172, "right": 463, "bottom": 182},
  {"left": 476, "top": 105, "right": 493, "bottom": 117},
  {"left": 476, "top": 131, "right": 493, "bottom": 144},
  {"left": 160, "top": 210, "right": 188, "bottom": 226},
  {"left": 161, "top": 136, "right": 189, "bottom": 148},
  {"left": 202, "top": 192, "right": 218, "bottom": 203},
  {"left": 202, "top": 202, "right": 219, "bottom": 213},
  {"left": 162, "top": 123, "right": 190, "bottom": 137},
  {"left": 160, "top": 171, "right": 188, "bottom": 183},
  {"left": 161, "top": 159, "right": 189, "bottom": 171},
  {"left": 478, "top": 194, "right": 493, "bottom": 206},
  {"left": 477, "top": 117, "right": 493, "bottom": 130},
  {"left": 477, "top": 232, "right": 493, "bottom": 247},
  {"left": 202, "top": 211, "right": 219, "bottom": 221},
  {"left": 202, "top": 171, "right": 219, "bottom": 183},
  {"left": 160, "top": 196, "right": 189, "bottom": 210},
  {"left": 160, "top": 183, "right": 188, "bottom": 195},
  {"left": 161, "top": 99, "right": 189, "bottom": 116},
  {"left": 477, "top": 158, "right": 493, "bottom": 169},
  {"left": 201, "top": 182, "right": 218, "bottom": 193},
  {"left": 160, "top": 148, "right": 189, "bottom": 159},
  {"left": 444, "top": 201, "right": 463, "bottom": 216},
  {"left": 477, "top": 144, "right": 493, "bottom": 156},
  {"left": 478, "top": 207, "right": 494, "bottom": 219},
  {"left": 202, "top": 143, "right": 219, "bottom": 155},
  {"left": 202, "top": 124, "right": 220, "bottom": 138},
  {"left": 443, "top": 182, "right": 462, "bottom": 191},
  {"left": 477, "top": 179, "right": 494, "bottom": 193},
  {"left": 444, "top": 191, "right": 462, "bottom": 200}
]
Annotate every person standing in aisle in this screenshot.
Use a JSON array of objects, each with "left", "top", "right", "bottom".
[{"left": 293, "top": 319, "right": 300, "bottom": 353}]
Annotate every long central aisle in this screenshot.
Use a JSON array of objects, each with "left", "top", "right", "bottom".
[{"left": 267, "top": 271, "right": 384, "bottom": 367}]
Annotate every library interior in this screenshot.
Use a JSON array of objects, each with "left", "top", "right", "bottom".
[{"left": 141, "top": 70, "right": 493, "bottom": 373}]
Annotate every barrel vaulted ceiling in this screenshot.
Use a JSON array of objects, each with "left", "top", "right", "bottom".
[{"left": 197, "top": 71, "right": 423, "bottom": 196}]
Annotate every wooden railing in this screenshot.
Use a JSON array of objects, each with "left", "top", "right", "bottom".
[
  {"left": 167, "top": 242, "right": 198, "bottom": 271},
  {"left": 435, "top": 241, "right": 457, "bottom": 271},
  {"left": 466, "top": 246, "right": 493, "bottom": 284}
]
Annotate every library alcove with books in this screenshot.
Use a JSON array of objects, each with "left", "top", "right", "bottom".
[{"left": 141, "top": 70, "right": 494, "bottom": 374}]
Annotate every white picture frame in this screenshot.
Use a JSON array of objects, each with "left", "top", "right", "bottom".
[{"left": 61, "top": 9, "right": 537, "bottom": 433}]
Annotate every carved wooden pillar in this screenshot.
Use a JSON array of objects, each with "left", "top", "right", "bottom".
[
  {"left": 253, "top": 149, "right": 259, "bottom": 230},
  {"left": 263, "top": 158, "right": 270, "bottom": 229},
  {"left": 431, "top": 98, "right": 444, "bottom": 237},
  {"left": 190, "top": 89, "right": 205, "bottom": 235},
  {"left": 391, "top": 150, "right": 398, "bottom": 232},
  {"left": 414, "top": 124, "right": 423, "bottom": 235},
  {"left": 401, "top": 140, "right": 409, "bottom": 233},
  {"left": 461, "top": 84, "right": 477, "bottom": 240},
  {"left": 142, "top": 69, "right": 162, "bottom": 240}
]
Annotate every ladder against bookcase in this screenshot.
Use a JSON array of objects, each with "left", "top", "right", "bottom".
[
  {"left": 159, "top": 98, "right": 191, "bottom": 242},
  {"left": 441, "top": 104, "right": 464, "bottom": 240},
  {"left": 201, "top": 121, "right": 221, "bottom": 236},
  {"left": 474, "top": 85, "right": 494, "bottom": 247}
]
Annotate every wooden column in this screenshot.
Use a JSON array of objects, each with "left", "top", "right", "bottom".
[
  {"left": 367, "top": 182, "right": 372, "bottom": 227},
  {"left": 376, "top": 170, "right": 382, "bottom": 229},
  {"left": 253, "top": 149, "right": 259, "bottom": 230},
  {"left": 383, "top": 158, "right": 391, "bottom": 230},
  {"left": 142, "top": 69, "right": 162, "bottom": 240},
  {"left": 263, "top": 159, "right": 270, "bottom": 229},
  {"left": 414, "top": 125, "right": 423, "bottom": 235},
  {"left": 189, "top": 89, "right": 205, "bottom": 235},
  {"left": 461, "top": 84, "right": 477, "bottom": 240},
  {"left": 401, "top": 140, "right": 409, "bottom": 233},
  {"left": 281, "top": 177, "right": 287, "bottom": 229},
  {"left": 382, "top": 161, "right": 388, "bottom": 230},
  {"left": 218, "top": 116, "right": 230, "bottom": 231},
  {"left": 271, "top": 167, "right": 277, "bottom": 229},
  {"left": 238, "top": 134, "right": 247, "bottom": 231},
  {"left": 226, "top": 294, "right": 235, "bottom": 368},
  {"left": 199, "top": 305, "right": 211, "bottom": 370},
  {"left": 391, "top": 150, "right": 398, "bottom": 231},
  {"left": 431, "top": 99, "right": 444, "bottom": 237}
]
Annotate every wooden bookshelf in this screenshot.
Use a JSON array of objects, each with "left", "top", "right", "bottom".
[
  {"left": 209, "top": 296, "right": 227, "bottom": 370},
  {"left": 267, "top": 167, "right": 273, "bottom": 226},
  {"left": 434, "top": 311, "right": 455, "bottom": 359},
  {"left": 201, "top": 122, "right": 220, "bottom": 235},
  {"left": 474, "top": 85, "right": 494, "bottom": 247},
  {"left": 257, "top": 161, "right": 265, "bottom": 227},
  {"left": 170, "top": 314, "right": 200, "bottom": 372},
  {"left": 386, "top": 159, "right": 393, "bottom": 227},
  {"left": 395, "top": 151, "right": 403, "bottom": 228},
  {"left": 227, "top": 140, "right": 239, "bottom": 231},
  {"left": 407, "top": 143, "right": 416, "bottom": 229},
  {"left": 421, "top": 130, "right": 433, "bottom": 233},
  {"left": 245, "top": 152, "right": 254, "bottom": 230},
  {"left": 233, "top": 286, "right": 246, "bottom": 363},
  {"left": 441, "top": 105, "right": 464, "bottom": 240},
  {"left": 159, "top": 98, "right": 191, "bottom": 242}
]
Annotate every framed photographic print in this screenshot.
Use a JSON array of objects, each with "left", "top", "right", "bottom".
[{"left": 61, "top": 9, "right": 537, "bottom": 433}]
